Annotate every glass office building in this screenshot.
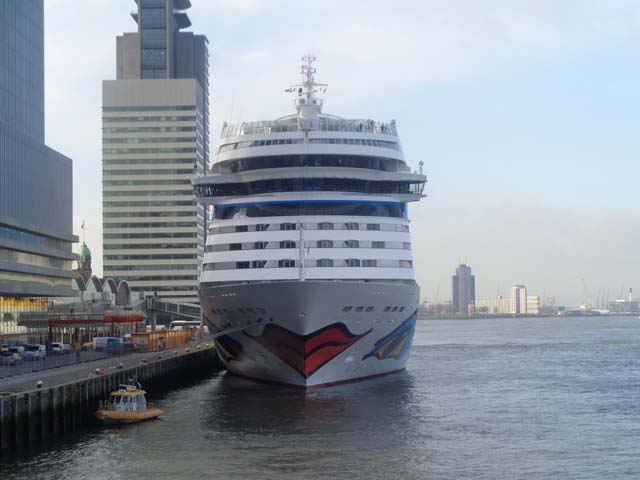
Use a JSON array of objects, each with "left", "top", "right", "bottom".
[{"left": 0, "top": 0, "right": 77, "bottom": 340}]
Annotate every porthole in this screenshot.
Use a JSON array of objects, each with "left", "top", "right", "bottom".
[{"left": 342, "top": 306, "right": 353, "bottom": 312}]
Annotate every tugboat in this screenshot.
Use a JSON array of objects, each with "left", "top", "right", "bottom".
[{"left": 96, "top": 383, "right": 163, "bottom": 425}]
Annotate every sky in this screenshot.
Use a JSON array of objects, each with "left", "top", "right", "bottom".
[{"left": 43, "top": 0, "right": 640, "bottom": 307}]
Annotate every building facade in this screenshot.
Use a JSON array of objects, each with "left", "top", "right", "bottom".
[
  {"left": 452, "top": 264, "right": 475, "bottom": 315},
  {"left": 476, "top": 288, "right": 540, "bottom": 315},
  {"left": 0, "top": 0, "right": 77, "bottom": 340},
  {"left": 102, "top": 0, "right": 209, "bottom": 300}
]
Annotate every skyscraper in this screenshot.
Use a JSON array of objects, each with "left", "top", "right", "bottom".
[
  {"left": 0, "top": 0, "right": 77, "bottom": 339},
  {"left": 511, "top": 285, "right": 527, "bottom": 315},
  {"left": 102, "top": 0, "right": 209, "bottom": 300},
  {"left": 452, "top": 264, "right": 475, "bottom": 315}
]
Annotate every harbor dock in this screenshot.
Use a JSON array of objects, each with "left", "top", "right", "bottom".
[{"left": 0, "top": 341, "right": 222, "bottom": 453}]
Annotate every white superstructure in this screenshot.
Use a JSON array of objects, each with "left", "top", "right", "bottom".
[{"left": 195, "top": 56, "right": 426, "bottom": 387}]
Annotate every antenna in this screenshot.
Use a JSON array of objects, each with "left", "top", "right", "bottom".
[
  {"left": 418, "top": 161, "right": 424, "bottom": 175},
  {"left": 285, "top": 54, "right": 328, "bottom": 122}
]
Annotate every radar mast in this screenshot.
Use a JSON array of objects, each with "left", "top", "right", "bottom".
[{"left": 286, "top": 55, "right": 328, "bottom": 124}]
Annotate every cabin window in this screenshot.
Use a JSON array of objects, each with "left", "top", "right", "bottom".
[
  {"left": 346, "top": 222, "right": 359, "bottom": 230},
  {"left": 318, "top": 222, "right": 334, "bottom": 230},
  {"left": 346, "top": 259, "right": 360, "bottom": 267},
  {"left": 318, "top": 240, "right": 333, "bottom": 248}
]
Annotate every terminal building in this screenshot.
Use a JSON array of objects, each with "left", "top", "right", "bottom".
[
  {"left": 0, "top": 0, "right": 78, "bottom": 341},
  {"left": 102, "top": 0, "right": 210, "bottom": 300}
]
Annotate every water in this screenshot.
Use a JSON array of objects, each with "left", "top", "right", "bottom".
[{"left": 2, "top": 316, "right": 640, "bottom": 479}]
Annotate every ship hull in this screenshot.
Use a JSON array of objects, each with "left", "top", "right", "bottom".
[{"left": 199, "top": 281, "right": 419, "bottom": 387}]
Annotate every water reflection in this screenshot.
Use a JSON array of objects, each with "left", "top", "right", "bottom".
[{"left": 201, "top": 370, "right": 431, "bottom": 478}]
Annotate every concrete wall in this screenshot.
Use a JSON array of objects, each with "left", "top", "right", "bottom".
[{"left": 0, "top": 346, "right": 219, "bottom": 452}]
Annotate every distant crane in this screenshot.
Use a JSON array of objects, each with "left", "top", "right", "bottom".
[{"left": 581, "top": 278, "right": 592, "bottom": 310}]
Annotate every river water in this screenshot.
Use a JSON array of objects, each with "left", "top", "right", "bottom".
[{"left": 2, "top": 316, "right": 640, "bottom": 479}]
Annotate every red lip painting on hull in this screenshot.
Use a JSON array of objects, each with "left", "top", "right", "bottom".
[{"left": 245, "top": 323, "right": 371, "bottom": 378}]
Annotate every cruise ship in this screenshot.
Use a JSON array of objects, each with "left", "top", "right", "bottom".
[{"left": 195, "top": 56, "right": 426, "bottom": 387}]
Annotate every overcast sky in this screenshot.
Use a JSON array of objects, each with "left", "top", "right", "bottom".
[{"left": 43, "top": 0, "right": 640, "bottom": 307}]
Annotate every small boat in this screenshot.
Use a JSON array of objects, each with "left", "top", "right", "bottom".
[{"left": 96, "top": 383, "right": 163, "bottom": 425}]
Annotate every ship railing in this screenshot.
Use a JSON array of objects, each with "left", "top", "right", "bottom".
[{"left": 221, "top": 119, "right": 398, "bottom": 138}]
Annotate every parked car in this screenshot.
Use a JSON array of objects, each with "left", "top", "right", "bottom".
[
  {"left": 50, "top": 342, "right": 74, "bottom": 355},
  {"left": 22, "top": 344, "right": 46, "bottom": 359},
  {"left": 1, "top": 351, "right": 22, "bottom": 365},
  {"left": 9, "top": 345, "right": 25, "bottom": 355}
]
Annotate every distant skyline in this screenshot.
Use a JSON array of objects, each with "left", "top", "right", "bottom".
[{"left": 43, "top": 0, "right": 640, "bottom": 306}]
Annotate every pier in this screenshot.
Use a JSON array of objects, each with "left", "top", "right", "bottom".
[{"left": 0, "top": 341, "right": 222, "bottom": 453}]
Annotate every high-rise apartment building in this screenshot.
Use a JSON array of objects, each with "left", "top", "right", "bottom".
[
  {"left": 510, "top": 285, "right": 527, "bottom": 315},
  {"left": 102, "top": 0, "right": 209, "bottom": 300},
  {"left": 452, "top": 264, "right": 475, "bottom": 315},
  {"left": 0, "top": 0, "right": 77, "bottom": 339}
]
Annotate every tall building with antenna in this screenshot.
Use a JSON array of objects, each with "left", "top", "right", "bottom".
[
  {"left": 102, "top": 0, "right": 209, "bottom": 300},
  {"left": 452, "top": 264, "right": 475, "bottom": 315}
]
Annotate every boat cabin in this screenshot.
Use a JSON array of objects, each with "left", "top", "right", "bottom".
[{"left": 110, "top": 385, "right": 148, "bottom": 412}]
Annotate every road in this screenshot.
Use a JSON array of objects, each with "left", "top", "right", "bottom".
[{"left": 0, "top": 341, "right": 214, "bottom": 394}]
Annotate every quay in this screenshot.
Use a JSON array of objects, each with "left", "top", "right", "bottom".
[{"left": 0, "top": 340, "right": 222, "bottom": 453}]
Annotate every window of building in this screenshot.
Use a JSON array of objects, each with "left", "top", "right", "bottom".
[
  {"left": 372, "top": 241, "right": 385, "bottom": 249},
  {"left": 367, "top": 224, "right": 380, "bottom": 231},
  {"left": 278, "top": 259, "right": 295, "bottom": 268},
  {"left": 318, "top": 240, "right": 333, "bottom": 248},
  {"left": 280, "top": 223, "right": 296, "bottom": 231},
  {"left": 363, "top": 260, "right": 377, "bottom": 267},
  {"left": 346, "top": 259, "right": 360, "bottom": 267},
  {"left": 345, "top": 240, "right": 359, "bottom": 248},
  {"left": 318, "top": 222, "right": 334, "bottom": 230},
  {"left": 280, "top": 241, "right": 296, "bottom": 249},
  {"left": 317, "top": 259, "right": 333, "bottom": 267}
]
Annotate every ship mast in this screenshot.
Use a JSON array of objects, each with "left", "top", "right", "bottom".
[{"left": 287, "top": 55, "right": 327, "bottom": 129}]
